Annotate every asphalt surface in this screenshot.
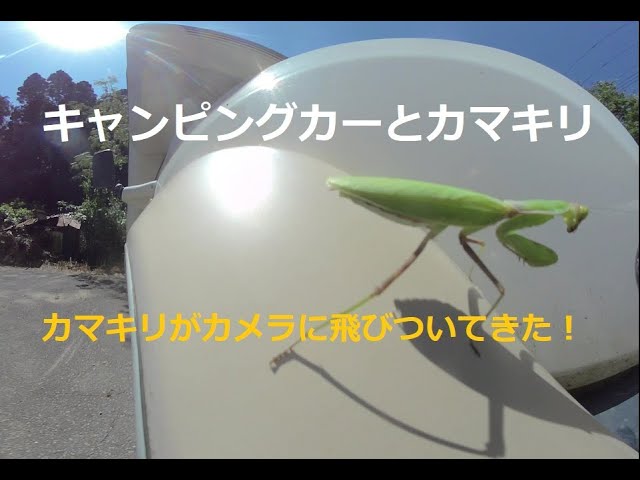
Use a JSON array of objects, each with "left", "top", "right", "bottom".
[{"left": 0, "top": 265, "right": 135, "bottom": 459}]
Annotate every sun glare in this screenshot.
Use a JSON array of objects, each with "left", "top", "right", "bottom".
[{"left": 25, "top": 22, "right": 127, "bottom": 51}]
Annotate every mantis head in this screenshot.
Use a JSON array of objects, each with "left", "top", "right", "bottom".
[{"left": 563, "top": 204, "right": 589, "bottom": 233}]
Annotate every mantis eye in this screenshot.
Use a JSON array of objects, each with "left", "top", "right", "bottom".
[{"left": 577, "top": 205, "right": 589, "bottom": 223}]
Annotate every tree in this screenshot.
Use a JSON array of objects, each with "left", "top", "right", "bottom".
[
  {"left": 0, "top": 95, "right": 11, "bottom": 131},
  {"left": 94, "top": 75, "right": 119, "bottom": 96},
  {"left": 589, "top": 81, "right": 639, "bottom": 145},
  {"left": 0, "top": 95, "right": 13, "bottom": 201},
  {"left": 46, "top": 70, "right": 76, "bottom": 106},
  {"left": 13, "top": 73, "right": 54, "bottom": 126},
  {"left": 73, "top": 81, "right": 98, "bottom": 107},
  {"left": 88, "top": 77, "right": 129, "bottom": 186},
  {"left": 0, "top": 71, "right": 100, "bottom": 205},
  {"left": 57, "top": 76, "right": 129, "bottom": 267}
]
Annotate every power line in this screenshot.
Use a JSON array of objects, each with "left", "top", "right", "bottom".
[
  {"left": 619, "top": 72, "right": 639, "bottom": 91},
  {"left": 613, "top": 66, "right": 639, "bottom": 84},
  {"left": 566, "top": 22, "right": 633, "bottom": 75},
  {"left": 618, "top": 68, "right": 639, "bottom": 83},
  {"left": 588, "top": 67, "right": 638, "bottom": 90},
  {"left": 618, "top": 73, "right": 638, "bottom": 92},
  {"left": 620, "top": 82, "right": 638, "bottom": 93},
  {"left": 580, "top": 41, "right": 638, "bottom": 85}
]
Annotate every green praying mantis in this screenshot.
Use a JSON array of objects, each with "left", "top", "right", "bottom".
[{"left": 270, "top": 176, "right": 589, "bottom": 368}]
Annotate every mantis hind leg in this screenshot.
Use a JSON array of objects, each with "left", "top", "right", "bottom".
[
  {"left": 459, "top": 226, "right": 505, "bottom": 319},
  {"left": 465, "top": 237, "right": 486, "bottom": 280},
  {"left": 270, "top": 225, "right": 446, "bottom": 368}
]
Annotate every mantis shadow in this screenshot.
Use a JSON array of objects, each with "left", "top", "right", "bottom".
[
  {"left": 273, "top": 287, "right": 620, "bottom": 457},
  {"left": 283, "top": 349, "right": 494, "bottom": 457},
  {"left": 393, "top": 288, "right": 619, "bottom": 456},
  {"left": 272, "top": 288, "right": 504, "bottom": 457}
]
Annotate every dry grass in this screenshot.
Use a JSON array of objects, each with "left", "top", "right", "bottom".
[{"left": 39, "top": 259, "right": 125, "bottom": 275}]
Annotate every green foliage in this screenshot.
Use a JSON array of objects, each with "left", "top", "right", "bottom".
[
  {"left": 88, "top": 89, "right": 129, "bottom": 185},
  {"left": 0, "top": 95, "right": 11, "bottom": 130},
  {"left": 0, "top": 199, "right": 39, "bottom": 227},
  {"left": 66, "top": 78, "right": 129, "bottom": 267},
  {"left": 94, "top": 75, "right": 119, "bottom": 97},
  {"left": 589, "top": 81, "right": 639, "bottom": 144},
  {"left": 69, "top": 151, "right": 94, "bottom": 187},
  {"left": 58, "top": 187, "right": 126, "bottom": 267},
  {"left": 0, "top": 200, "right": 48, "bottom": 266},
  {"left": 58, "top": 142, "right": 127, "bottom": 268}
]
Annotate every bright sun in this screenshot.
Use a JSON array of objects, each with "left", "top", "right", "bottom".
[{"left": 26, "top": 21, "right": 127, "bottom": 51}]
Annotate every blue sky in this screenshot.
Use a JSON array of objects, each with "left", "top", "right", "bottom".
[{"left": 0, "top": 21, "right": 638, "bottom": 103}]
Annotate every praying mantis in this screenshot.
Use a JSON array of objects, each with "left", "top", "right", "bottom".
[{"left": 270, "top": 176, "right": 589, "bottom": 368}]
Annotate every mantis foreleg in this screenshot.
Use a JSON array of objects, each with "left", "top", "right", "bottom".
[{"left": 496, "top": 214, "right": 558, "bottom": 267}]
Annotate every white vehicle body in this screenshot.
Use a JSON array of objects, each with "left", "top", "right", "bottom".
[{"left": 120, "top": 24, "right": 638, "bottom": 458}]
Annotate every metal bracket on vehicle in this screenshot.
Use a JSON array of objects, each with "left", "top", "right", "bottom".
[{"left": 119, "top": 181, "right": 158, "bottom": 207}]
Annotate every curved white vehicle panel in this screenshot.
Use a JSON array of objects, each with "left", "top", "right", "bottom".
[{"left": 124, "top": 26, "right": 638, "bottom": 457}]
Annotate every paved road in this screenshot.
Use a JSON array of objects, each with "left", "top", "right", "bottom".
[{"left": 0, "top": 265, "right": 135, "bottom": 458}]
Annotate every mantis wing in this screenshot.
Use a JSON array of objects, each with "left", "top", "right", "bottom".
[
  {"left": 327, "top": 176, "right": 512, "bottom": 228},
  {"left": 496, "top": 214, "right": 558, "bottom": 267}
]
